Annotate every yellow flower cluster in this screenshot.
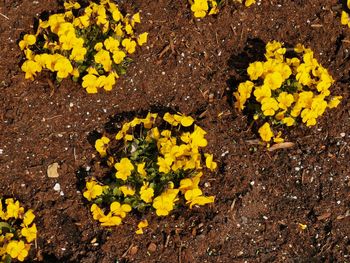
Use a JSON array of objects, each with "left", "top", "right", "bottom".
[
  {"left": 0, "top": 198, "right": 37, "bottom": 262},
  {"left": 234, "top": 41, "right": 342, "bottom": 144},
  {"left": 83, "top": 112, "right": 216, "bottom": 233},
  {"left": 19, "top": 0, "right": 148, "bottom": 93},
  {"left": 341, "top": 0, "right": 350, "bottom": 27},
  {"left": 189, "top": 0, "right": 255, "bottom": 18}
]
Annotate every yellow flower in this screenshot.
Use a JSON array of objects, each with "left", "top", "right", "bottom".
[
  {"left": 122, "top": 38, "right": 137, "bottom": 54},
  {"left": 277, "top": 92, "right": 294, "bottom": 110},
  {"left": 137, "top": 32, "right": 148, "bottom": 46},
  {"left": 164, "top": 112, "right": 194, "bottom": 127},
  {"left": 70, "top": 46, "right": 87, "bottom": 61},
  {"left": 104, "top": 36, "right": 120, "bottom": 52},
  {"left": 102, "top": 72, "right": 117, "bottom": 91},
  {"left": 110, "top": 201, "right": 131, "bottom": 218},
  {"left": 140, "top": 183, "right": 154, "bottom": 203},
  {"left": 99, "top": 213, "right": 122, "bottom": 227},
  {"left": 21, "top": 224, "right": 37, "bottom": 243},
  {"left": 112, "top": 9, "right": 123, "bottom": 22},
  {"left": 115, "top": 158, "right": 134, "bottom": 181},
  {"left": 112, "top": 49, "right": 126, "bottom": 64},
  {"left": 23, "top": 209, "right": 35, "bottom": 226},
  {"left": 82, "top": 74, "right": 98, "bottom": 94},
  {"left": 263, "top": 72, "right": 283, "bottom": 90},
  {"left": 261, "top": 97, "right": 279, "bottom": 116},
  {"left": 94, "top": 49, "right": 112, "bottom": 72},
  {"left": 152, "top": 189, "right": 179, "bottom": 216},
  {"left": 137, "top": 162, "right": 147, "bottom": 177},
  {"left": 64, "top": 1, "right": 81, "bottom": 10},
  {"left": 191, "top": 0, "right": 209, "bottom": 18},
  {"left": 21, "top": 60, "right": 42, "bottom": 80},
  {"left": 131, "top": 12, "right": 141, "bottom": 26},
  {"left": 247, "top": 61, "right": 263, "bottom": 80},
  {"left": 328, "top": 96, "right": 342, "bottom": 109},
  {"left": 282, "top": 117, "right": 295, "bottom": 126},
  {"left": 341, "top": 11, "right": 350, "bottom": 27},
  {"left": 5, "top": 199, "right": 24, "bottom": 219},
  {"left": 54, "top": 57, "right": 73, "bottom": 79},
  {"left": 6, "top": 240, "right": 29, "bottom": 262},
  {"left": 91, "top": 204, "right": 105, "bottom": 221},
  {"left": 19, "top": 34, "right": 36, "bottom": 50},
  {"left": 95, "top": 136, "right": 110, "bottom": 157},
  {"left": 157, "top": 156, "right": 173, "bottom": 174},
  {"left": 83, "top": 180, "right": 103, "bottom": 201},
  {"left": 185, "top": 188, "right": 215, "bottom": 209},
  {"left": 205, "top": 153, "right": 217, "bottom": 171},
  {"left": 234, "top": 81, "right": 254, "bottom": 110},
  {"left": 245, "top": 0, "right": 256, "bottom": 7},
  {"left": 258, "top": 122, "right": 273, "bottom": 142},
  {"left": 253, "top": 85, "right": 271, "bottom": 102},
  {"left": 119, "top": 186, "right": 135, "bottom": 196},
  {"left": 135, "top": 219, "right": 148, "bottom": 234}
]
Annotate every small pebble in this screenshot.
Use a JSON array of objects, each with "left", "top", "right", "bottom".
[
  {"left": 340, "top": 132, "right": 346, "bottom": 138},
  {"left": 53, "top": 183, "right": 61, "bottom": 192},
  {"left": 147, "top": 243, "right": 157, "bottom": 252}
]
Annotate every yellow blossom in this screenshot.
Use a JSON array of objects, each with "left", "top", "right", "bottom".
[
  {"left": 115, "top": 158, "right": 134, "bottom": 181},
  {"left": 19, "top": 34, "right": 36, "bottom": 50},
  {"left": 135, "top": 219, "right": 148, "bottom": 234},
  {"left": 22, "top": 209, "right": 35, "bottom": 226},
  {"left": 95, "top": 136, "right": 110, "bottom": 157},
  {"left": 122, "top": 38, "right": 137, "bottom": 54},
  {"left": 191, "top": 0, "right": 209, "bottom": 18},
  {"left": 258, "top": 122, "right": 273, "bottom": 142},
  {"left": 137, "top": 32, "right": 148, "bottom": 46},
  {"left": 83, "top": 180, "right": 103, "bottom": 201},
  {"left": 6, "top": 240, "right": 29, "bottom": 262},
  {"left": 137, "top": 162, "right": 147, "bottom": 177},
  {"left": 21, "top": 224, "right": 37, "bottom": 243},
  {"left": 205, "top": 153, "right": 217, "bottom": 171},
  {"left": 54, "top": 57, "right": 73, "bottom": 79},
  {"left": 21, "top": 60, "right": 42, "bottom": 80},
  {"left": 119, "top": 186, "right": 135, "bottom": 196},
  {"left": 140, "top": 183, "right": 154, "bottom": 203},
  {"left": 110, "top": 201, "right": 131, "bottom": 218}
]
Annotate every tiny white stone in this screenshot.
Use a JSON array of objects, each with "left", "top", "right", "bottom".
[
  {"left": 53, "top": 183, "right": 61, "bottom": 192},
  {"left": 263, "top": 216, "right": 268, "bottom": 220},
  {"left": 0, "top": 149, "right": 3, "bottom": 154},
  {"left": 250, "top": 181, "right": 255, "bottom": 186},
  {"left": 295, "top": 167, "right": 301, "bottom": 171},
  {"left": 69, "top": 102, "right": 74, "bottom": 107},
  {"left": 60, "top": 191, "right": 64, "bottom": 196},
  {"left": 340, "top": 132, "right": 346, "bottom": 137}
]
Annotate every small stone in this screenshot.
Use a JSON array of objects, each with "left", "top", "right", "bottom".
[
  {"left": 53, "top": 183, "right": 61, "bottom": 192},
  {"left": 147, "top": 243, "right": 157, "bottom": 252},
  {"left": 340, "top": 132, "right": 346, "bottom": 138},
  {"left": 47, "top": 163, "right": 60, "bottom": 178}
]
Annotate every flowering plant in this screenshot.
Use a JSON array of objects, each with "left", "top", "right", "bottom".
[
  {"left": 233, "top": 41, "right": 342, "bottom": 145},
  {"left": 0, "top": 198, "right": 37, "bottom": 262},
  {"left": 189, "top": 0, "right": 255, "bottom": 18},
  {"left": 341, "top": 0, "right": 350, "bottom": 27},
  {"left": 83, "top": 112, "right": 216, "bottom": 233},
  {"left": 19, "top": 0, "right": 148, "bottom": 93}
]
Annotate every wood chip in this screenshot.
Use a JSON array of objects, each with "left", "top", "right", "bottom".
[
  {"left": 268, "top": 142, "right": 295, "bottom": 151},
  {"left": 47, "top": 163, "right": 60, "bottom": 178},
  {"left": 317, "top": 212, "right": 331, "bottom": 221}
]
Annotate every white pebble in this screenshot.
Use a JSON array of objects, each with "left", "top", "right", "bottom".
[
  {"left": 340, "top": 132, "right": 346, "bottom": 138},
  {"left": 53, "top": 183, "right": 61, "bottom": 192}
]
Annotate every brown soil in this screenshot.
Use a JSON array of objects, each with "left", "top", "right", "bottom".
[{"left": 1, "top": 0, "right": 350, "bottom": 262}]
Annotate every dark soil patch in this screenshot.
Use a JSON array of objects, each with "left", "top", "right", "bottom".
[{"left": 0, "top": 0, "right": 349, "bottom": 262}]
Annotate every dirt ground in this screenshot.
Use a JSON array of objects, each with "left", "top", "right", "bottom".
[{"left": 0, "top": 0, "right": 350, "bottom": 262}]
